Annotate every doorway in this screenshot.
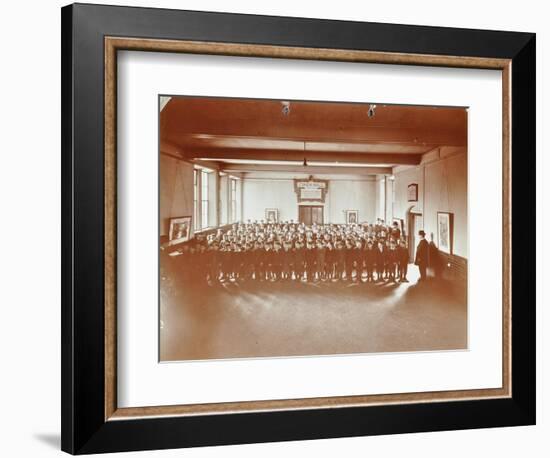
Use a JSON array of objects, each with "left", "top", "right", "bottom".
[
  {"left": 407, "top": 211, "right": 423, "bottom": 262},
  {"left": 299, "top": 205, "right": 324, "bottom": 225}
]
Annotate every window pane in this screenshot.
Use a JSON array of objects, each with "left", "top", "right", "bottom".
[
  {"left": 230, "top": 178, "right": 237, "bottom": 223},
  {"left": 202, "top": 171, "right": 208, "bottom": 193},
  {"left": 193, "top": 169, "right": 198, "bottom": 230},
  {"left": 201, "top": 201, "right": 208, "bottom": 228},
  {"left": 200, "top": 170, "right": 209, "bottom": 228}
]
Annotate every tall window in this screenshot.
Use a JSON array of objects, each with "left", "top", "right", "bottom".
[
  {"left": 201, "top": 170, "right": 209, "bottom": 228},
  {"left": 193, "top": 169, "right": 199, "bottom": 230},
  {"left": 230, "top": 178, "right": 237, "bottom": 223},
  {"left": 390, "top": 176, "right": 395, "bottom": 221}
]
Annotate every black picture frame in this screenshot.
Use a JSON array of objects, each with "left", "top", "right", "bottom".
[
  {"left": 408, "top": 183, "right": 418, "bottom": 202},
  {"left": 62, "top": 3, "right": 535, "bottom": 454}
]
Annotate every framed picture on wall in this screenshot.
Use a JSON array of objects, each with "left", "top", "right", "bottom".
[
  {"left": 407, "top": 183, "right": 418, "bottom": 202},
  {"left": 62, "top": 3, "right": 535, "bottom": 454},
  {"left": 345, "top": 210, "right": 358, "bottom": 224},
  {"left": 265, "top": 208, "right": 279, "bottom": 223},
  {"left": 168, "top": 216, "right": 192, "bottom": 245},
  {"left": 437, "top": 212, "right": 454, "bottom": 254}
]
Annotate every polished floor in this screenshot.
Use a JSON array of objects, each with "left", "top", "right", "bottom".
[{"left": 160, "top": 266, "right": 467, "bottom": 361}]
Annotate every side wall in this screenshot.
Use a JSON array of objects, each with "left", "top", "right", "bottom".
[
  {"left": 393, "top": 147, "right": 467, "bottom": 258},
  {"left": 159, "top": 154, "right": 194, "bottom": 237}
]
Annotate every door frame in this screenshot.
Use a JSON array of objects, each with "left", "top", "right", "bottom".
[
  {"left": 298, "top": 204, "right": 324, "bottom": 225},
  {"left": 407, "top": 208, "right": 422, "bottom": 262}
]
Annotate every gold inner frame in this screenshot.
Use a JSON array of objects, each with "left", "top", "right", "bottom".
[{"left": 104, "top": 37, "right": 512, "bottom": 421}]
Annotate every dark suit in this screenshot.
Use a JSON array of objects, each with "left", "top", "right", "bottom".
[
  {"left": 397, "top": 245, "right": 409, "bottom": 280},
  {"left": 305, "top": 247, "right": 316, "bottom": 281},
  {"left": 386, "top": 248, "right": 398, "bottom": 281},
  {"left": 415, "top": 238, "right": 429, "bottom": 280},
  {"left": 375, "top": 247, "right": 386, "bottom": 279},
  {"left": 364, "top": 247, "right": 376, "bottom": 280},
  {"left": 294, "top": 247, "right": 305, "bottom": 279}
]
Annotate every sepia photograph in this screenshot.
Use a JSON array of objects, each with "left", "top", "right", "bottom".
[
  {"left": 159, "top": 95, "right": 468, "bottom": 362},
  {"left": 56, "top": 2, "right": 538, "bottom": 453}
]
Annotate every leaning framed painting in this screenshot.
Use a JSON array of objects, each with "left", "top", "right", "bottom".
[
  {"left": 61, "top": 3, "right": 535, "bottom": 454},
  {"left": 167, "top": 216, "right": 192, "bottom": 245}
]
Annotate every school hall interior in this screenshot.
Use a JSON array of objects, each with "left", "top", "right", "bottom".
[{"left": 159, "top": 96, "right": 468, "bottom": 361}]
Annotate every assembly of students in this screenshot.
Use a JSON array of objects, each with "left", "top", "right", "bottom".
[{"left": 167, "top": 219, "right": 431, "bottom": 286}]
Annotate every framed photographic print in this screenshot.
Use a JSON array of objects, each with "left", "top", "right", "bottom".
[
  {"left": 437, "top": 212, "right": 454, "bottom": 254},
  {"left": 408, "top": 183, "right": 419, "bottom": 202},
  {"left": 265, "top": 208, "right": 279, "bottom": 223},
  {"left": 62, "top": 3, "right": 535, "bottom": 455},
  {"left": 346, "top": 210, "right": 359, "bottom": 224},
  {"left": 168, "top": 216, "right": 191, "bottom": 245}
]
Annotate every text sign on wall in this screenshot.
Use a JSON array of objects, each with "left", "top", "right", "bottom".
[
  {"left": 294, "top": 176, "right": 329, "bottom": 203},
  {"left": 300, "top": 188, "right": 323, "bottom": 200}
]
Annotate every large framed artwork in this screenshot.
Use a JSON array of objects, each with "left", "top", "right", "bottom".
[
  {"left": 437, "top": 212, "right": 454, "bottom": 254},
  {"left": 61, "top": 3, "right": 535, "bottom": 454},
  {"left": 168, "top": 216, "right": 192, "bottom": 245},
  {"left": 265, "top": 208, "right": 279, "bottom": 223},
  {"left": 345, "top": 210, "right": 359, "bottom": 224}
]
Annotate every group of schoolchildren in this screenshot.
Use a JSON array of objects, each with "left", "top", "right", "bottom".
[{"left": 168, "top": 220, "right": 411, "bottom": 285}]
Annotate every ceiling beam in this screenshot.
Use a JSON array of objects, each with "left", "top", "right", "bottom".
[
  {"left": 192, "top": 159, "right": 220, "bottom": 170},
  {"left": 165, "top": 132, "right": 465, "bottom": 150},
  {"left": 185, "top": 148, "right": 422, "bottom": 165},
  {"left": 220, "top": 164, "right": 392, "bottom": 175}
]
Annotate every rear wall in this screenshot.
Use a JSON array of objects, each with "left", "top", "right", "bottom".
[{"left": 242, "top": 177, "right": 377, "bottom": 223}]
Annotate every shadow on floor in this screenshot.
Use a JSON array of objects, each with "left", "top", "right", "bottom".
[{"left": 33, "top": 433, "right": 60, "bottom": 449}]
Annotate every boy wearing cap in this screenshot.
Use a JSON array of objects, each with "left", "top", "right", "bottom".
[
  {"left": 334, "top": 240, "right": 345, "bottom": 281},
  {"left": 316, "top": 240, "right": 327, "bottom": 281},
  {"left": 364, "top": 240, "right": 376, "bottom": 282},
  {"left": 352, "top": 240, "right": 363, "bottom": 283},
  {"left": 294, "top": 241, "right": 305, "bottom": 280},
  {"left": 397, "top": 239, "right": 409, "bottom": 282},
  {"left": 325, "top": 241, "right": 335, "bottom": 280},
  {"left": 305, "top": 241, "right": 316, "bottom": 282},
  {"left": 264, "top": 242, "right": 274, "bottom": 281},
  {"left": 272, "top": 241, "right": 283, "bottom": 281},
  {"left": 387, "top": 241, "right": 398, "bottom": 282},
  {"left": 375, "top": 240, "right": 386, "bottom": 281}
]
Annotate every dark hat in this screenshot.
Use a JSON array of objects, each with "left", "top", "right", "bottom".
[{"left": 418, "top": 230, "right": 426, "bottom": 237}]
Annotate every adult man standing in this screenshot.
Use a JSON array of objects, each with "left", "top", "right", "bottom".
[{"left": 414, "top": 230, "right": 429, "bottom": 282}]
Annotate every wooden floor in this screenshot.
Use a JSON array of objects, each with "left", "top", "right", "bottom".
[{"left": 160, "top": 267, "right": 467, "bottom": 362}]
